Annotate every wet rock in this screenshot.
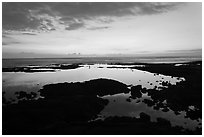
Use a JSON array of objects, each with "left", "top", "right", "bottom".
[
  {"left": 156, "top": 118, "right": 171, "bottom": 127},
  {"left": 162, "top": 107, "right": 169, "bottom": 112},
  {"left": 141, "top": 87, "right": 147, "bottom": 93},
  {"left": 143, "top": 99, "right": 155, "bottom": 107},
  {"left": 40, "top": 78, "right": 130, "bottom": 98},
  {"left": 185, "top": 109, "right": 201, "bottom": 120},
  {"left": 87, "top": 116, "right": 194, "bottom": 135},
  {"left": 59, "top": 64, "right": 80, "bottom": 69},
  {"left": 3, "top": 78, "right": 134, "bottom": 134},
  {"left": 161, "top": 81, "right": 170, "bottom": 86},
  {"left": 86, "top": 79, "right": 130, "bottom": 96},
  {"left": 135, "top": 100, "right": 140, "bottom": 103},
  {"left": 2, "top": 64, "right": 81, "bottom": 72},
  {"left": 139, "top": 112, "right": 151, "bottom": 122},
  {"left": 3, "top": 61, "right": 202, "bottom": 135},
  {"left": 2, "top": 92, "right": 8, "bottom": 104},
  {"left": 15, "top": 91, "right": 37, "bottom": 100},
  {"left": 156, "top": 102, "right": 165, "bottom": 109},
  {"left": 174, "top": 111, "right": 180, "bottom": 115},
  {"left": 153, "top": 105, "right": 160, "bottom": 110},
  {"left": 130, "top": 85, "right": 142, "bottom": 99},
  {"left": 132, "top": 61, "right": 202, "bottom": 112},
  {"left": 126, "top": 98, "right": 131, "bottom": 102}
]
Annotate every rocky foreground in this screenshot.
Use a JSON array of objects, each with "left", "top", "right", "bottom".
[{"left": 2, "top": 61, "right": 202, "bottom": 135}]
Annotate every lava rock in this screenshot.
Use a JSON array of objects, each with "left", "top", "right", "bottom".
[{"left": 130, "top": 85, "right": 142, "bottom": 99}]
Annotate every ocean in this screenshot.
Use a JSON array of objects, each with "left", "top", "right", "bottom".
[{"left": 2, "top": 56, "right": 201, "bottom": 68}]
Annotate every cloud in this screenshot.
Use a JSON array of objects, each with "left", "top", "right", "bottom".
[
  {"left": 2, "top": 2, "right": 182, "bottom": 32},
  {"left": 2, "top": 32, "right": 22, "bottom": 46},
  {"left": 2, "top": 3, "right": 41, "bottom": 31},
  {"left": 65, "top": 22, "right": 84, "bottom": 30},
  {"left": 2, "top": 40, "right": 21, "bottom": 46},
  {"left": 87, "top": 26, "right": 109, "bottom": 30},
  {"left": 2, "top": 34, "right": 8, "bottom": 38},
  {"left": 21, "top": 32, "right": 37, "bottom": 35},
  {"left": 2, "top": 3, "right": 201, "bottom": 57},
  {"left": 2, "top": 42, "right": 8, "bottom": 45},
  {"left": 50, "top": 2, "right": 181, "bottom": 17},
  {"left": 132, "top": 2, "right": 181, "bottom": 15}
]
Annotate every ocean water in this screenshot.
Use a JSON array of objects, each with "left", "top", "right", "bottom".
[{"left": 2, "top": 56, "right": 201, "bottom": 68}]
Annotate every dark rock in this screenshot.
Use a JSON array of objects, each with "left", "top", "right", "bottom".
[
  {"left": 143, "top": 99, "right": 155, "bottom": 107},
  {"left": 40, "top": 78, "right": 130, "bottom": 98},
  {"left": 135, "top": 100, "right": 140, "bottom": 103},
  {"left": 185, "top": 109, "right": 201, "bottom": 120},
  {"left": 126, "top": 98, "right": 131, "bottom": 102},
  {"left": 156, "top": 118, "right": 171, "bottom": 127},
  {"left": 3, "top": 78, "right": 133, "bottom": 134},
  {"left": 162, "top": 107, "right": 169, "bottom": 112},
  {"left": 174, "top": 111, "right": 180, "bottom": 115},
  {"left": 3, "top": 61, "right": 202, "bottom": 135},
  {"left": 153, "top": 105, "right": 160, "bottom": 110},
  {"left": 156, "top": 102, "right": 165, "bottom": 109},
  {"left": 139, "top": 112, "right": 151, "bottom": 122},
  {"left": 130, "top": 85, "right": 142, "bottom": 99},
  {"left": 141, "top": 87, "right": 147, "bottom": 93},
  {"left": 15, "top": 91, "right": 37, "bottom": 100},
  {"left": 161, "top": 81, "right": 170, "bottom": 86},
  {"left": 2, "top": 64, "right": 81, "bottom": 72}
]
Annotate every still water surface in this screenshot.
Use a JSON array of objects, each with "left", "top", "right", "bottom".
[{"left": 3, "top": 64, "right": 183, "bottom": 100}]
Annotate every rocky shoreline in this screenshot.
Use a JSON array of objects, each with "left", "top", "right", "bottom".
[
  {"left": 2, "top": 61, "right": 202, "bottom": 135},
  {"left": 2, "top": 64, "right": 81, "bottom": 72}
]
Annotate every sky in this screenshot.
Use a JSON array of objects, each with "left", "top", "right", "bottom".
[{"left": 2, "top": 2, "right": 202, "bottom": 58}]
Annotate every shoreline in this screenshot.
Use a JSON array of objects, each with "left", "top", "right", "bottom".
[{"left": 2, "top": 60, "right": 202, "bottom": 135}]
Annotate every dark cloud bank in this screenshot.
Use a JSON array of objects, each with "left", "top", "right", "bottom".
[{"left": 3, "top": 2, "right": 182, "bottom": 31}]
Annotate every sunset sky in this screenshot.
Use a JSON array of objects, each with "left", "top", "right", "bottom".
[{"left": 2, "top": 2, "right": 202, "bottom": 58}]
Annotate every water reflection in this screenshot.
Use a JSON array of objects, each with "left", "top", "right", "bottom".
[
  {"left": 3, "top": 64, "right": 184, "bottom": 103},
  {"left": 96, "top": 92, "right": 201, "bottom": 131}
]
